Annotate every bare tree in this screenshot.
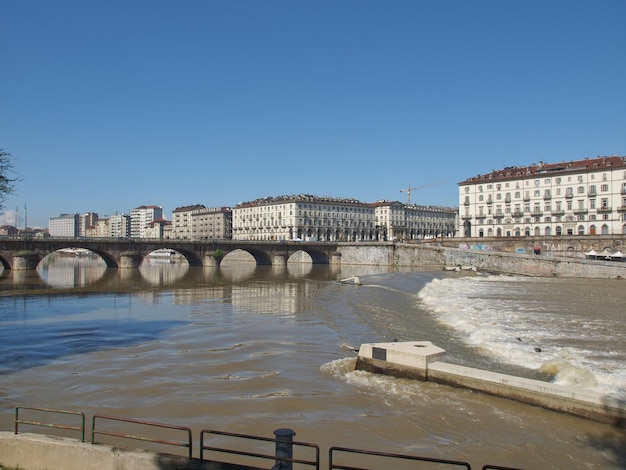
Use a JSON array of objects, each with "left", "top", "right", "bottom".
[{"left": 0, "top": 148, "right": 18, "bottom": 212}]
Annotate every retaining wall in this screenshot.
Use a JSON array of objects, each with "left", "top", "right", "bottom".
[
  {"left": 392, "top": 243, "right": 626, "bottom": 278},
  {"left": 0, "top": 432, "right": 250, "bottom": 470}
]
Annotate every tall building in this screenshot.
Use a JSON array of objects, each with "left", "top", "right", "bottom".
[
  {"left": 458, "top": 155, "right": 626, "bottom": 237},
  {"left": 49, "top": 214, "right": 79, "bottom": 237},
  {"left": 78, "top": 212, "right": 98, "bottom": 237},
  {"left": 130, "top": 206, "right": 163, "bottom": 238},
  {"left": 109, "top": 214, "right": 130, "bottom": 238},
  {"left": 192, "top": 207, "right": 232, "bottom": 240}
]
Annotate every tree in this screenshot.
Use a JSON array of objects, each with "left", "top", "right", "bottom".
[{"left": 0, "top": 148, "right": 18, "bottom": 212}]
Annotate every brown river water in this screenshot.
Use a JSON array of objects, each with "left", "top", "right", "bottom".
[{"left": 0, "top": 253, "right": 625, "bottom": 469}]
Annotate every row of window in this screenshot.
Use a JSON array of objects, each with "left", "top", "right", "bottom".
[{"left": 476, "top": 224, "right": 625, "bottom": 237}]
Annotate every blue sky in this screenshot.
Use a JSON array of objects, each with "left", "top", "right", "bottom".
[{"left": 1, "top": 0, "right": 625, "bottom": 228}]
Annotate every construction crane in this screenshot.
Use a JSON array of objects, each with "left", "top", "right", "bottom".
[{"left": 400, "top": 181, "right": 447, "bottom": 204}]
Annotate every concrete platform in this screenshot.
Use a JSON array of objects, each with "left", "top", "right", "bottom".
[
  {"left": 0, "top": 432, "right": 261, "bottom": 470},
  {"left": 355, "top": 341, "right": 626, "bottom": 426}
]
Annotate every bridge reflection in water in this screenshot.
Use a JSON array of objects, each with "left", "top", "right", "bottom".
[{"left": 0, "top": 250, "right": 346, "bottom": 293}]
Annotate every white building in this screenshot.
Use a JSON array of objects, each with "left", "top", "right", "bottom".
[
  {"left": 109, "top": 214, "right": 130, "bottom": 238},
  {"left": 232, "top": 194, "right": 457, "bottom": 242},
  {"left": 374, "top": 201, "right": 458, "bottom": 240},
  {"left": 49, "top": 214, "right": 79, "bottom": 237},
  {"left": 233, "top": 194, "right": 376, "bottom": 241},
  {"left": 130, "top": 206, "right": 163, "bottom": 238},
  {"left": 459, "top": 155, "right": 626, "bottom": 237}
]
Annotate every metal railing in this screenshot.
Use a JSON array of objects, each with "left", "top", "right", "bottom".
[
  {"left": 91, "top": 413, "right": 193, "bottom": 458},
  {"left": 329, "top": 446, "right": 471, "bottom": 469},
  {"left": 12, "top": 406, "right": 525, "bottom": 469},
  {"left": 14, "top": 406, "right": 85, "bottom": 442},
  {"left": 200, "top": 428, "right": 319, "bottom": 469}
]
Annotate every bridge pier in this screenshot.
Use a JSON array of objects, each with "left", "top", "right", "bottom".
[
  {"left": 203, "top": 254, "right": 221, "bottom": 268},
  {"left": 119, "top": 251, "right": 140, "bottom": 268},
  {"left": 273, "top": 252, "right": 288, "bottom": 267},
  {"left": 331, "top": 252, "right": 342, "bottom": 265},
  {"left": 12, "top": 251, "right": 40, "bottom": 270}
]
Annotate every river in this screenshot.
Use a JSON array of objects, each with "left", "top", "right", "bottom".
[{"left": 0, "top": 253, "right": 624, "bottom": 469}]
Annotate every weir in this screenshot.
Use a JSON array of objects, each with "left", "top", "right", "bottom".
[{"left": 355, "top": 341, "right": 626, "bottom": 426}]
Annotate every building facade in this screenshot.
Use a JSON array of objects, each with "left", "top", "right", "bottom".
[
  {"left": 78, "top": 212, "right": 98, "bottom": 237},
  {"left": 144, "top": 218, "right": 171, "bottom": 239},
  {"left": 232, "top": 194, "right": 457, "bottom": 241},
  {"left": 459, "top": 155, "right": 626, "bottom": 237},
  {"left": 109, "top": 214, "right": 131, "bottom": 238},
  {"left": 130, "top": 206, "right": 163, "bottom": 238},
  {"left": 171, "top": 204, "right": 206, "bottom": 240},
  {"left": 49, "top": 214, "right": 79, "bottom": 237},
  {"left": 374, "top": 201, "right": 457, "bottom": 240},
  {"left": 192, "top": 207, "right": 232, "bottom": 240}
]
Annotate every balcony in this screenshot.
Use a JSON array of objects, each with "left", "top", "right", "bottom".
[
  {"left": 551, "top": 210, "right": 565, "bottom": 216},
  {"left": 573, "top": 208, "right": 588, "bottom": 214},
  {"left": 512, "top": 211, "right": 524, "bottom": 218},
  {"left": 565, "top": 193, "right": 573, "bottom": 199},
  {"left": 617, "top": 206, "right": 626, "bottom": 212},
  {"left": 597, "top": 206, "right": 612, "bottom": 213}
]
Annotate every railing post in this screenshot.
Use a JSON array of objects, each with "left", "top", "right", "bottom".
[{"left": 272, "top": 428, "right": 295, "bottom": 470}]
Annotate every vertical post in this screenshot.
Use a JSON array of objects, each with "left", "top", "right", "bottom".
[{"left": 272, "top": 428, "right": 295, "bottom": 470}]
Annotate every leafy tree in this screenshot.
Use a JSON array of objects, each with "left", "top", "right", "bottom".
[{"left": 0, "top": 148, "right": 18, "bottom": 212}]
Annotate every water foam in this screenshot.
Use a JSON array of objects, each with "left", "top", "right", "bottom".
[{"left": 417, "top": 276, "right": 626, "bottom": 398}]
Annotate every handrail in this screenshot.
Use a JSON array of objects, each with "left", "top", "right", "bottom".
[
  {"left": 14, "top": 406, "right": 85, "bottom": 442},
  {"left": 482, "top": 466, "right": 525, "bottom": 470},
  {"left": 12, "top": 406, "right": 524, "bottom": 469},
  {"left": 200, "top": 428, "right": 319, "bottom": 469},
  {"left": 329, "top": 446, "right": 471, "bottom": 469},
  {"left": 91, "top": 414, "right": 193, "bottom": 458}
]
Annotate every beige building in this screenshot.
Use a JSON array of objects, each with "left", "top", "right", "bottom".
[
  {"left": 232, "top": 194, "right": 457, "bottom": 242},
  {"left": 171, "top": 204, "right": 206, "bottom": 240},
  {"left": 144, "top": 218, "right": 171, "bottom": 239},
  {"left": 374, "top": 201, "right": 458, "bottom": 240},
  {"left": 192, "top": 207, "right": 232, "bottom": 240},
  {"left": 459, "top": 155, "right": 626, "bottom": 237}
]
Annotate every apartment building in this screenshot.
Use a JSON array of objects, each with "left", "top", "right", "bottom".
[
  {"left": 233, "top": 194, "right": 376, "bottom": 241},
  {"left": 49, "top": 214, "right": 79, "bottom": 237},
  {"left": 171, "top": 204, "right": 206, "bottom": 240},
  {"left": 78, "top": 212, "right": 98, "bottom": 236},
  {"left": 130, "top": 205, "right": 163, "bottom": 238},
  {"left": 232, "top": 194, "right": 457, "bottom": 241},
  {"left": 459, "top": 155, "right": 626, "bottom": 237},
  {"left": 85, "top": 218, "right": 110, "bottom": 238},
  {"left": 109, "top": 214, "right": 130, "bottom": 238},
  {"left": 144, "top": 218, "right": 171, "bottom": 239},
  {"left": 374, "top": 201, "right": 458, "bottom": 240},
  {"left": 192, "top": 206, "right": 232, "bottom": 240}
]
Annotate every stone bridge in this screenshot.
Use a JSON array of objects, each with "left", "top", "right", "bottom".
[{"left": 0, "top": 238, "right": 345, "bottom": 270}]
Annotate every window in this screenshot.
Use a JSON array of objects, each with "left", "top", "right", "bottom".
[
  {"left": 601, "top": 184, "right": 609, "bottom": 192},
  {"left": 577, "top": 186, "right": 585, "bottom": 194}
]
